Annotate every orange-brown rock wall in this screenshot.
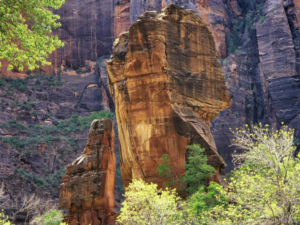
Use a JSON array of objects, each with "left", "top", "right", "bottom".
[
  {"left": 59, "top": 119, "right": 117, "bottom": 225},
  {"left": 114, "top": 0, "right": 131, "bottom": 38},
  {"left": 0, "top": 0, "right": 236, "bottom": 78},
  {"left": 107, "top": 5, "right": 230, "bottom": 190}
]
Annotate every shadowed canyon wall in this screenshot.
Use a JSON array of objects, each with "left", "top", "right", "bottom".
[
  {"left": 107, "top": 5, "right": 230, "bottom": 189},
  {"left": 59, "top": 118, "right": 117, "bottom": 225},
  {"left": 211, "top": 0, "right": 300, "bottom": 170}
]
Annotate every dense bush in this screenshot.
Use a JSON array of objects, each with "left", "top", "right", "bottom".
[{"left": 117, "top": 179, "right": 182, "bottom": 225}]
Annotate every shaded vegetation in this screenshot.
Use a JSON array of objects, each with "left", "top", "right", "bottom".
[
  {"left": 226, "top": 1, "right": 265, "bottom": 55},
  {"left": 0, "top": 111, "right": 114, "bottom": 151},
  {"left": 0, "top": 74, "right": 63, "bottom": 93}
]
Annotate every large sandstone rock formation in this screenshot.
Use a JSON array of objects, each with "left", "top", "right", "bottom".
[
  {"left": 107, "top": 5, "right": 230, "bottom": 189},
  {"left": 115, "top": 0, "right": 232, "bottom": 58},
  {"left": 59, "top": 118, "right": 117, "bottom": 225}
]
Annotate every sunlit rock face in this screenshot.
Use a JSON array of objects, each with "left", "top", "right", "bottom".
[
  {"left": 107, "top": 5, "right": 230, "bottom": 190},
  {"left": 115, "top": 0, "right": 231, "bottom": 59},
  {"left": 59, "top": 118, "right": 117, "bottom": 225}
]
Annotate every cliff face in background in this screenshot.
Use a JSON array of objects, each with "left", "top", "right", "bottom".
[
  {"left": 0, "top": 0, "right": 236, "bottom": 77},
  {"left": 211, "top": 0, "right": 300, "bottom": 170},
  {"left": 1, "top": 0, "right": 300, "bottom": 221},
  {"left": 107, "top": 5, "right": 230, "bottom": 189},
  {"left": 59, "top": 118, "right": 117, "bottom": 225}
]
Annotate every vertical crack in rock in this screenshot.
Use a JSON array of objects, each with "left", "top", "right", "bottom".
[
  {"left": 59, "top": 119, "right": 117, "bottom": 225},
  {"left": 107, "top": 5, "right": 230, "bottom": 191},
  {"left": 257, "top": 0, "right": 300, "bottom": 125}
]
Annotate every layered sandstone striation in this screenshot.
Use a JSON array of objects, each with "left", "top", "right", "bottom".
[
  {"left": 107, "top": 5, "right": 230, "bottom": 189},
  {"left": 114, "top": 0, "right": 131, "bottom": 38},
  {"left": 59, "top": 118, "right": 117, "bottom": 225},
  {"left": 211, "top": 0, "right": 300, "bottom": 171},
  {"left": 0, "top": 0, "right": 235, "bottom": 77},
  {"left": 115, "top": 0, "right": 231, "bottom": 59}
]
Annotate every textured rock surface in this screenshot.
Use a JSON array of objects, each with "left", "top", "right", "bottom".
[
  {"left": 195, "top": 0, "right": 230, "bottom": 58},
  {"left": 257, "top": 3, "right": 300, "bottom": 123},
  {"left": 211, "top": 0, "right": 300, "bottom": 171},
  {"left": 59, "top": 118, "right": 117, "bottom": 225},
  {"left": 114, "top": 0, "right": 131, "bottom": 38},
  {"left": 107, "top": 5, "right": 230, "bottom": 189},
  {"left": 0, "top": 0, "right": 232, "bottom": 77},
  {"left": 114, "top": 0, "right": 231, "bottom": 59},
  {"left": 0, "top": 0, "right": 114, "bottom": 76},
  {"left": 49, "top": 0, "right": 114, "bottom": 70},
  {"left": 0, "top": 64, "right": 123, "bottom": 222}
]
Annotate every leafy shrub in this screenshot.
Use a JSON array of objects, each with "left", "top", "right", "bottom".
[
  {"left": 35, "top": 79, "right": 41, "bottom": 85},
  {"left": 202, "top": 124, "right": 300, "bottom": 224},
  {"left": 32, "top": 209, "right": 64, "bottom": 225},
  {"left": 188, "top": 182, "right": 228, "bottom": 218},
  {"left": 117, "top": 179, "right": 182, "bottom": 225},
  {"left": 0, "top": 210, "right": 10, "bottom": 225}
]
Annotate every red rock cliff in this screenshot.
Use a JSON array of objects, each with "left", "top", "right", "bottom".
[
  {"left": 59, "top": 118, "right": 117, "bottom": 225},
  {"left": 107, "top": 5, "right": 230, "bottom": 190}
]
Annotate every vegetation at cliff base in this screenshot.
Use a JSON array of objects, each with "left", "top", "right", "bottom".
[
  {"left": 0, "top": 0, "right": 65, "bottom": 71},
  {"left": 118, "top": 124, "right": 300, "bottom": 224},
  {"left": 0, "top": 111, "right": 115, "bottom": 189},
  {"left": 0, "top": 74, "right": 63, "bottom": 93},
  {"left": 117, "top": 179, "right": 182, "bottom": 225},
  {"left": 0, "top": 111, "right": 115, "bottom": 151}
]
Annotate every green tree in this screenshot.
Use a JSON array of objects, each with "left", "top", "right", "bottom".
[
  {"left": 0, "top": 0, "right": 65, "bottom": 71},
  {"left": 157, "top": 154, "right": 184, "bottom": 191},
  {"left": 183, "top": 144, "right": 214, "bottom": 195},
  {"left": 188, "top": 181, "right": 228, "bottom": 218},
  {"left": 203, "top": 124, "right": 300, "bottom": 224}
]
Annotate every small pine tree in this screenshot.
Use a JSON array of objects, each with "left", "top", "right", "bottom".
[{"left": 183, "top": 144, "right": 215, "bottom": 195}]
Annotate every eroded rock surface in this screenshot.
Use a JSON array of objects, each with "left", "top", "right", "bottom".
[
  {"left": 115, "top": 0, "right": 231, "bottom": 59},
  {"left": 211, "top": 0, "right": 300, "bottom": 171},
  {"left": 59, "top": 118, "right": 117, "bottom": 225},
  {"left": 107, "top": 5, "right": 230, "bottom": 189}
]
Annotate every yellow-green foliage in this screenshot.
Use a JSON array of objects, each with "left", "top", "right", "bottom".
[
  {"left": 32, "top": 209, "right": 64, "bottom": 225},
  {"left": 118, "top": 125, "right": 300, "bottom": 225},
  {"left": 202, "top": 124, "right": 300, "bottom": 224},
  {"left": 0, "top": 0, "right": 65, "bottom": 71},
  {"left": 117, "top": 179, "right": 184, "bottom": 225},
  {"left": 1, "top": 209, "right": 67, "bottom": 225},
  {"left": 0, "top": 210, "right": 10, "bottom": 225}
]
